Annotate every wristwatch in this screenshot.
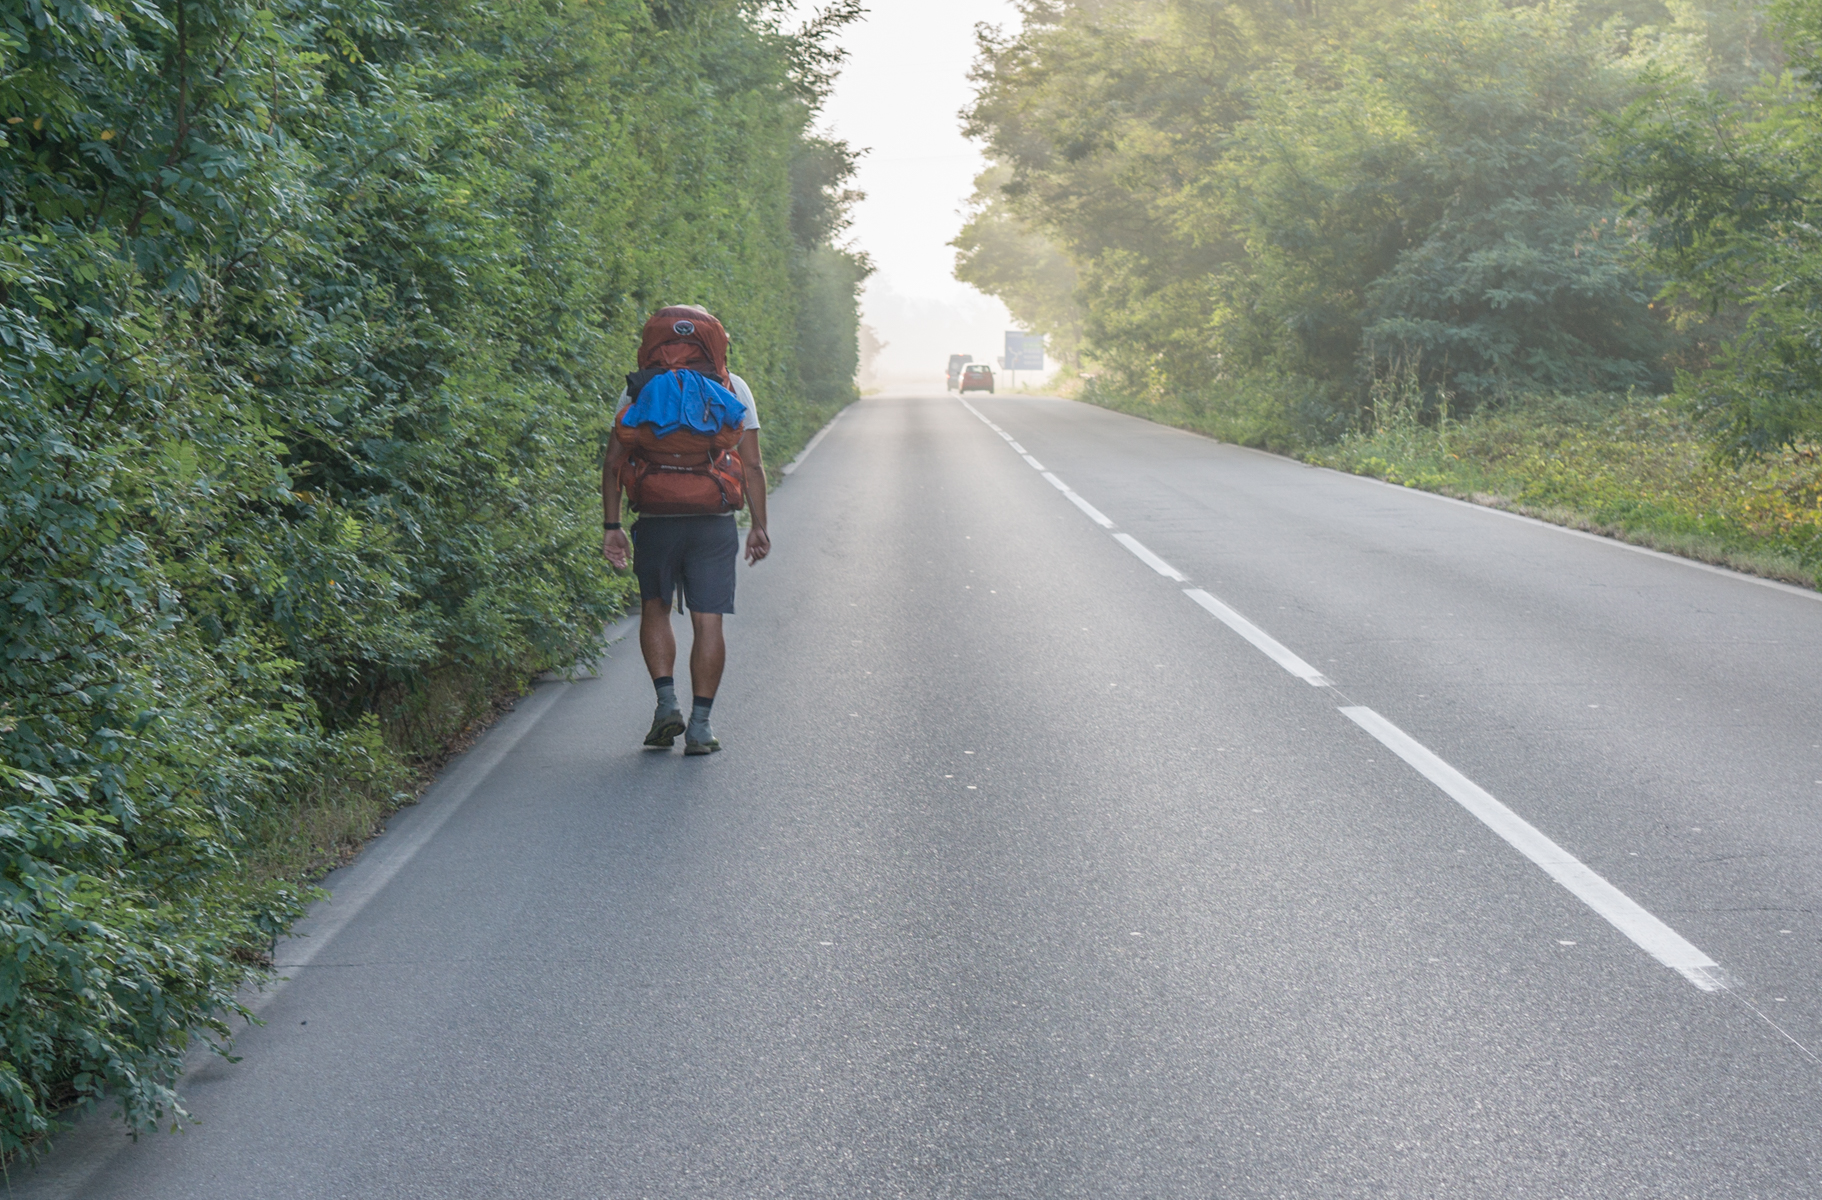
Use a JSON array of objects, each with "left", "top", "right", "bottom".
[{"left": 602, "top": 521, "right": 621, "bottom": 531}]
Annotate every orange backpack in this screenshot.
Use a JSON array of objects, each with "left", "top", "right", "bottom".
[
  {"left": 614, "top": 307, "right": 747, "bottom": 515},
  {"left": 614, "top": 419, "right": 746, "bottom": 515}
]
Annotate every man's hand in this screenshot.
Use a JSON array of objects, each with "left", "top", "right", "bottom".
[
  {"left": 603, "top": 528, "right": 631, "bottom": 570},
  {"left": 744, "top": 527, "right": 770, "bottom": 565}
]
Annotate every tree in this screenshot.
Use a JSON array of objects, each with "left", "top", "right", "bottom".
[
  {"left": 960, "top": 0, "right": 1777, "bottom": 440},
  {"left": 1603, "top": 0, "right": 1822, "bottom": 453},
  {"left": 953, "top": 168, "right": 1084, "bottom": 367},
  {"left": 1222, "top": 3, "right": 1669, "bottom": 412}
]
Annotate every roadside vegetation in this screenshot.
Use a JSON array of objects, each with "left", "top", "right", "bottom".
[
  {"left": 1316, "top": 392, "right": 1822, "bottom": 582},
  {"left": 0, "top": 0, "right": 864, "bottom": 1154},
  {"left": 957, "top": 0, "right": 1822, "bottom": 587}
]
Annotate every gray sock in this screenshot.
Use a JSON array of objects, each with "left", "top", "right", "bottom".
[
  {"left": 687, "top": 697, "right": 714, "bottom": 740},
  {"left": 654, "top": 678, "right": 678, "bottom": 712}
]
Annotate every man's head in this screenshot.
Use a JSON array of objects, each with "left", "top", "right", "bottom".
[{"left": 639, "top": 305, "right": 730, "bottom": 382}]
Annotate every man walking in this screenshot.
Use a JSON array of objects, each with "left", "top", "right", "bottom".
[{"left": 602, "top": 306, "right": 770, "bottom": 755}]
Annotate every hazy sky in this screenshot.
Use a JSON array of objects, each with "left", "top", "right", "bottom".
[{"left": 803, "top": 0, "right": 1053, "bottom": 385}]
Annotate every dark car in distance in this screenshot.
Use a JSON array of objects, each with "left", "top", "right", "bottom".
[
  {"left": 959, "top": 364, "right": 995, "bottom": 394},
  {"left": 946, "top": 353, "right": 972, "bottom": 391}
]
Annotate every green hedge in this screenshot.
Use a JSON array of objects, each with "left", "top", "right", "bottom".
[{"left": 0, "top": 0, "right": 863, "bottom": 1152}]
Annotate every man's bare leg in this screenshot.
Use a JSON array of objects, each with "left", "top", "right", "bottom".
[
  {"left": 640, "top": 603, "right": 725, "bottom": 751},
  {"left": 642, "top": 603, "right": 725, "bottom": 696},
  {"left": 640, "top": 597, "right": 677, "bottom": 679},
  {"left": 684, "top": 611, "right": 726, "bottom": 754},
  {"left": 688, "top": 612, "right": 725, "bottom": 698},
  {"left": 639, "top": 598, "right": 686, "bottom": 747}
]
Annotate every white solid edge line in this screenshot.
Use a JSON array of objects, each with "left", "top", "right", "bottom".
[
  {"left": 1182, "top": 588, "right": 1332, "bottom": 686},
  {"left": 1021, "top": 454, "right": 1047, "bottom": 471},
  {"left": 1112, "top": 532, "right": 1188, "bottom": 581},
  {"left": 1264, "top": 448, "right": 1822, "bottom": 605},
  {"left": 13, "top": 662, "right": 587, "bottom": 1196},
  {"left": 781, "top": 405, "right": 849, "bottom": 476},
  {"left": 270, "top": 681, "right": 571, "bottom": 977},
  {"left": 1087, "top": 414, "right": 1817, "bottom": 604},
  {"left": 1339, "top": 705, "right": 1731, "bottom": 993}
]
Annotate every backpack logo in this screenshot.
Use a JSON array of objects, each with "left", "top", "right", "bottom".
[{"left": 672, "top": 320, "right": 696, "bottom": 335}]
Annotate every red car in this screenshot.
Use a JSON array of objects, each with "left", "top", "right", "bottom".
[{"left": 959, "top": 364, "right": 995, "bottom": 394}]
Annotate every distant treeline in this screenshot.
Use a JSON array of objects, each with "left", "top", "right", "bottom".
[
  {"left": 958, "top": 0, "right": 1822, "bottom": 456},
  {"left": 0, "top": 0, "right": 864, "bottom": 1151}
]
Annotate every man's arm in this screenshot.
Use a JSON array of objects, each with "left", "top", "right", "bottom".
[
  {"left": 602, "top": 440, "right": 630, "bottom": 569},
  {"left": 740, "top": 428, "right": 769, "bottom": 565}
]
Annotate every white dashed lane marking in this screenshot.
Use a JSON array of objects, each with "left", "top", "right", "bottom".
[
  {"left": 957, "top": 394, "right": 1737, "bottom": 996},
  {"left": 1112, "top": 533, "right": 1188, "bottom": 581},
  {"left": 1341, "top": 705, "right": 1729, "bottom": 992},
  {"left": 1182, "top": 588, "right": 1330, "bottom": 687}
]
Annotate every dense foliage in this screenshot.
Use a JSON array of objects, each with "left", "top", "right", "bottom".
[
  {"left": 959, "top": 0, "right": 1778, "bottom": 443},
  {"left": 1603, "top": 0, "right": 1822, "bottom": 453},
  {"left": 0, "top": 0, "right": 864, "bottom": 1152}
]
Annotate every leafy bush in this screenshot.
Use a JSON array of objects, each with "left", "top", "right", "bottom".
[{"left": 0, "top": 0, "right": 862, "bottom": 1153}]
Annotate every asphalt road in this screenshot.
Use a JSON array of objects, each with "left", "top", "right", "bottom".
[{"left": 16, "top": 391, "right": 1822, "bottom": 1198}]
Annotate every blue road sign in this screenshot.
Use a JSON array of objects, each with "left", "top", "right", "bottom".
[{"left": 1004, "top": 331, "right": 1045, "bottom": 372}]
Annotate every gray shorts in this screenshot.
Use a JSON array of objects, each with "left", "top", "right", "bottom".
[{"left": 631, "top": 515, "right": 738, "bottom": 614}]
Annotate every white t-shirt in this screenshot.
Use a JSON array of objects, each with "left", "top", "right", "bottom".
[{"left": 613, "top": 372, "right": 760, "bottom": 431}]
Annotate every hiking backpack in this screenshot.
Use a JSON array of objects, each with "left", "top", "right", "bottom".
[{"left": 614, "top": 307, "right": 748, "bottom": 515}]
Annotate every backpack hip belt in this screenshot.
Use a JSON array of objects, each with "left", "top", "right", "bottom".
[{"left": 616, "top": 420, "right": 746, "bottom": 516}]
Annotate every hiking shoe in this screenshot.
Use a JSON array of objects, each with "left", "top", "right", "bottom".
[
  {"left": 684, "top": 713, "right": 720, "bottom": 756},
  {"left": 644, "top": 705, "right": 685, "bottom": 748}
]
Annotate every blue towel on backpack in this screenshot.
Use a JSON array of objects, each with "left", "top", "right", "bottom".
[{"left": 622, "top": 369, "right": 748, "bottom": 438}]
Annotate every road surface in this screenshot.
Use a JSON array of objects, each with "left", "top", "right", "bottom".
[{"left": 16, "top": 391, "right": 1822, "bottom": 1197}]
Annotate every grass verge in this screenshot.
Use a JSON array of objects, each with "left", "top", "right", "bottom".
[
  {"left": 237, "top": 650, "right": 611, "bottom": 901},
  {"left": 1062, "top": 377, "right": 1821, "bottom": 588},
  {"left": 1307, "top": 398, "right": 1822, "bottom": 589}
]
